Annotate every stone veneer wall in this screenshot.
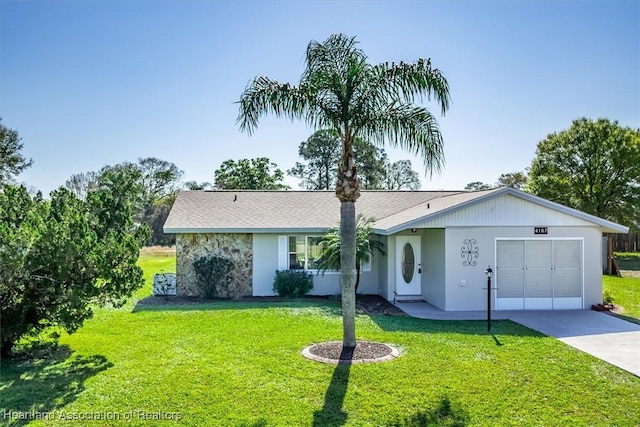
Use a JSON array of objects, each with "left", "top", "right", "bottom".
[{"left": 176, "top": 233, "right": 253, "bottom": 298}]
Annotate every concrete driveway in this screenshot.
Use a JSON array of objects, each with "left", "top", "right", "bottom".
[
  {"left": 395, "top": 301, "right": 640, "bottom": 376},
  {"left": 508, "top": 310, "right": 640, "bottom": 377}
]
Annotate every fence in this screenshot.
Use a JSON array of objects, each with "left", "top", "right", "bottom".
[{"left": 604, "top": 232, "right": 640, "bottom": 252}]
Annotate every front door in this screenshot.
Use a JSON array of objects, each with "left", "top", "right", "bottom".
[{"left": 396, "top": 235, "right": 421, "bottom": 295}]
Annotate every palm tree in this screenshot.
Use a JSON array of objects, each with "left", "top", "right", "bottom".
[
  {"left": 238, "top": 33, "right": 450, "bottom": 348},
  {"left": 316, "top": 215, "right": 386, "bottom": 292}
]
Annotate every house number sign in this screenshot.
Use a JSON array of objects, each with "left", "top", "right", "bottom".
[{"left": 534, "top": 227, "right": 548, "bottom": 235}]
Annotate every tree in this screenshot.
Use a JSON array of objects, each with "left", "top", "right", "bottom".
[
  {"left": 185, "top": 180, "right": 213, "bottom": 190},
  {"left": 384, "top": 160, "right": 421, "bottom": 190},
  {"left": 527, "top": 118, "right": 640, "bottom": 228},
  {"left": 65, "top": 158, "right": 183, "bottom": 246},
  {"left": 0, "top": 118, "right": 33, "bottom": 184},
  {"left": 238, "top": 33, "right": 450, "bottom": 348},
  {"left": 214, "top": 157, "right": 289, "bottom": 190},
  {"left": 137, "top": 157, "right": 184, "bottom": 203},
  {"left": 497, "top": 171, "right": 528, "bottom": 190},
  {"left": 464, "top": 181, "right": 493, "bottom": 191},
  {"left": 353, "top": 137, "right": 388, "bottom": 189},
  {"left": 288, "top": 129, "right": 421, "bottom": 191},
  {"left": 316, "top": 216, "right": 386, "bottom": 292},
  {"left": 287, "top": 130, "right": 340, "bottom": 190},
  {"left": 142, "top": 196, "right": 176, "bottom": 246},
  {"left": 65, "top": 170, "right": 99, "bottom": 200},
  {"left": 0, "top": 168, "right": 148, "bottom": 357}
]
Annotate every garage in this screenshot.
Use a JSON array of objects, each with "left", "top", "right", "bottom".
[{"left": 496, "top": 239, "right": 583, "bottom": 310}]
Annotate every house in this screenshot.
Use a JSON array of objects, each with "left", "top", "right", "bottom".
[{"left": 163, "top": 187, "right": 628, "bottom": 311}]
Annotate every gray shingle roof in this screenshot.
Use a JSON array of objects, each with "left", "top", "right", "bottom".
[
  {"left": 164, "top": 187, "right": 630, "bottom": 234},
  {"left": 163, "top": 189, "right": 494, "bottom": 233}
]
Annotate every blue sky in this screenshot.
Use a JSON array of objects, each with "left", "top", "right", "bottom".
[{"left": 2, "top": 0, "right": 638, "bottom": 195}]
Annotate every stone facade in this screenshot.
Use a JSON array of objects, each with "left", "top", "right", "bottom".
[{"left": 176, "top": 233, "right": 253, "bottom": 298}]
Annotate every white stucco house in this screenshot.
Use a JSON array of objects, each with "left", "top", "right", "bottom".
[{"left": 163, "top": 187, "right": 628, "bottom": 311}]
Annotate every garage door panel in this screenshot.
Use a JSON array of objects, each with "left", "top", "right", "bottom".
[
  {"left": 554, "top": 269, "right": 581, "bottom": 297},
  {"left": 524, "top": 298, "right": 553, "bottom": 310},
  {"left": 525, "top": 269, "right": 553, "bottom": 298},
  {"left": 496, "top": 239, "right": 582, "bottom": 310},
  {"left": 554, "top": 240, "right": 581, "bottom": 268},
  {"left": 526, "top": 240, "right": 552, "bottom": 268},
  {"left": 497, "top": 241, "right": 524, "bottom": 268},
  {"left": 497, "top": 269, "right": 524, "bottom": 298}
]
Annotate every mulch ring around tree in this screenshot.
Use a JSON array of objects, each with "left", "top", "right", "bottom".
[{"left": 302, "top": 341, "right": 400, "bottom": 365}]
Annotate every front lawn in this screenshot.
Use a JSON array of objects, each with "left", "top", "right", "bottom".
[
  {"left": 605, "top": 252, "right": 640, "bottom": 322},
  {"left": 2, "top": 254, "right": 639, "bottom": 426}
]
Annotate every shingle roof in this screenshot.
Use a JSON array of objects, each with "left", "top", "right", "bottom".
[
  {"left": 163, "top": 189, "right": 495, "bottom": 233},
  {"left": 164, "top": 187, "right": 630, "bottom": 234}
]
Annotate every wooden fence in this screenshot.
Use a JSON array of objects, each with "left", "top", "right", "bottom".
[{"left": 604, "top": 232, "right": 640, "bottom": 253}]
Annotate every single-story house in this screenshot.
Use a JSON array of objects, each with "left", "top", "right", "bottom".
[{"left": 163, "top": 187, "right": 628, "bottom": 311}]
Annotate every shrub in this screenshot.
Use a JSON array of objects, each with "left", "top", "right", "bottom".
[
  {"left": 193, "top": 256, "right": 233, "bottom": 298},
  {"left": 273, "top": 270, "right": 314, "bottom": 297},
  {"left": 603, "top": 289, "right": 615, "bottom": 305}
]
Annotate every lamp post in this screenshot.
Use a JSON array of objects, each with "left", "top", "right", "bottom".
[{"left": 485, "top": 266, "right": 493, "bottom": 331}]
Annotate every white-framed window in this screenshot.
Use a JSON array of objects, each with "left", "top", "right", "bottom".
[
  {"left": 285, "top": 236, "right": 324, "bottom": 270},
  {"left": 278, "top": 235, "right": 372, "bottom": 272}
]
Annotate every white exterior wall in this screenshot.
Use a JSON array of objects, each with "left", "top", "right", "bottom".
[
  {"left": 444, "top": 226, "right": 603, "bottom": 311},
  {"left": 252, "top": 234, "right": 279, "bottom": 296},
  {"left": 375, "top": 235, "right": 388, "bottom": 296},
  {"left": 252, "top": 234, "right": 380, "bottom": 296},
  {"left": 422, "top": 229, "right": 446, "bottom": 309}
]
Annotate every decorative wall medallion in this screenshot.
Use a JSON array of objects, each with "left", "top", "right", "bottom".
[{"left": 461, "top": 239, "right": 479, "bottom": 266}]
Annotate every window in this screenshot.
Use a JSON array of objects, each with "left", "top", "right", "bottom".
[
  {"left": 278, "top": 235, "right": 373, "bottom": 272},
  {"left": 281, "top": 236, "right": 325, "bottom": 270}
]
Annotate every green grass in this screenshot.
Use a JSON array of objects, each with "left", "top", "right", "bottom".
[
  {"left": 2, "top": 254, "right": 640, "bottom": 426},
  {"left": 606, "top": 252, "right": 640, "bottom": 322}
]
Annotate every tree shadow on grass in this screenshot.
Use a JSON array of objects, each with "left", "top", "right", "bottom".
[
  {"left": 312, "top": 348, "right": 353, "bottom": 427},
  {"left": 390, "top": 395, "right": 470, "bottom": 427},
  {"left": 0, "top": 344, "right": 112, "bottom": 426}
]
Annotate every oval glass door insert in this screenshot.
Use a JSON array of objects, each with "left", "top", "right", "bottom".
[{"left": 402, "top": 243, "right": 415, "bottom": 283}]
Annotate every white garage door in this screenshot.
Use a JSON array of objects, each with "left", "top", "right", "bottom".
[{"left": 496, "top": 239, "right": 582, "bottom": 310}]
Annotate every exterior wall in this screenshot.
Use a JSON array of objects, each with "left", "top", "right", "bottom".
[
  {"left": 251, "top": 234, "right": 381, "bottom": 296},
  {"left": 422, "top": 229, "right": 446, "bottom": 309},
  {"left": 376, "top": 235, "right": 389, "bottom": 296},
  {"left": 383, "top": 235, "right": 396, "bottom": 301},
  {"left": 176, "top": 233, "right": 253, "bottom": 298},
  {"left": 444, "top": 226, "right": 602, "bottom": 311},
  {"left": 358, "top": 236, "right": 388, "bottom": 295},
  {"left": 252, "top": 234, "right": 279, "bottom": 296}
]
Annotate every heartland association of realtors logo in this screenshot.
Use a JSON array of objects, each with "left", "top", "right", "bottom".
[{"left": 2, "top": 410, "right": 183, "bottom": 421}]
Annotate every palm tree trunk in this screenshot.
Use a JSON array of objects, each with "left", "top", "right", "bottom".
[
  {"left": 336, "top": 134, "right": 359, "bottom": 349},
  {"left": 340, "top": 201, "right": 357, "bottom": 348}
]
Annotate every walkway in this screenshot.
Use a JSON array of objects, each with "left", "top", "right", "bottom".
[{"left": 394, "top": 301, "right": 640, "bottom": 377}]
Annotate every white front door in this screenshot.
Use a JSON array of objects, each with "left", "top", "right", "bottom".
[{"left": 396, "top": 235, "right": 421, "bottom": 295}]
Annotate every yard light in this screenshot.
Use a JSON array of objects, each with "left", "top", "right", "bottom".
[
  {"left": 485, "top": 266, "right": 494, "bottom": 331},
  {"left": 485, "top": 266, "right": 493, "bottom": 279}
]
